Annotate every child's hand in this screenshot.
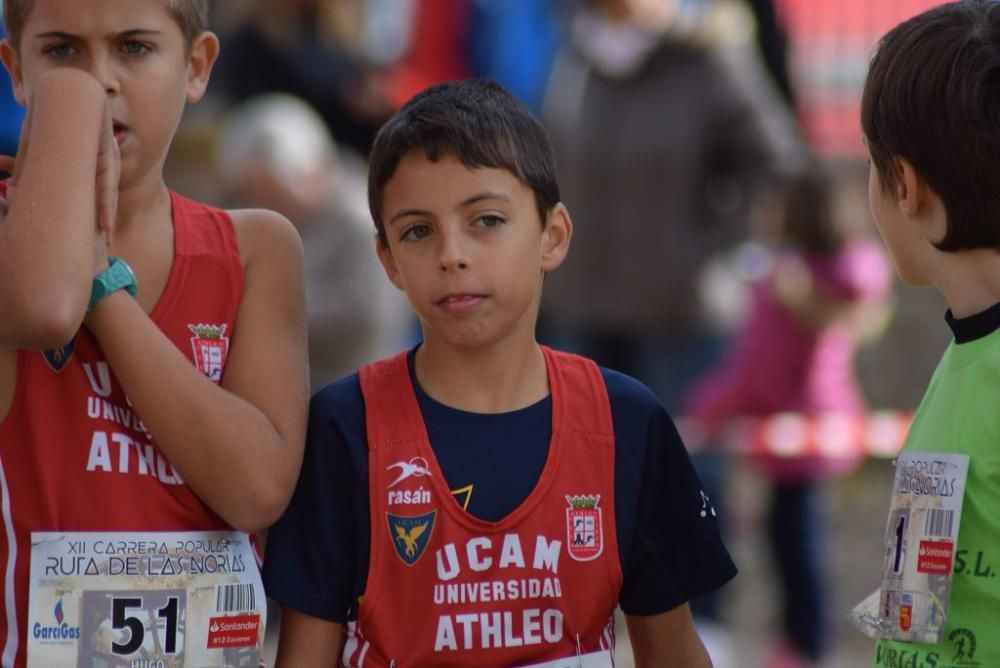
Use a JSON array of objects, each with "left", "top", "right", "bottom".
[
  {"left": 0, "top": 105, "right": 35, "bottom": 206},
  {"left": 95, "top": 102, "right": 120, "bottom": 244}
]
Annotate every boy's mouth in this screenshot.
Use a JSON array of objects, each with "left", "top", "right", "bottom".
[
  {"left": 435, "top": 293, "right": 487, "bottom": 310},
  {"left": 112, "top": 119, "right": 129, "bottom": 144}
]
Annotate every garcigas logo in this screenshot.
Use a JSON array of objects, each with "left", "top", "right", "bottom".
[{"left": 32, "top": 598, "right": 81, "bottom": 642}]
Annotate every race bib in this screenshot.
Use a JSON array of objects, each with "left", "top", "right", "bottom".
[
  {"left": 515, "top": 650, "right": 614, "bottom": 668},
  {"left": 27, "top": 531, "right": 265, "bottom": 668},
  {"left": 850, "top": 452, "right": 969, "bottom": 644}
]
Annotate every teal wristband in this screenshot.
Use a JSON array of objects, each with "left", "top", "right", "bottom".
[{"left": 88, "top": 257, "right": 138, "bottom": 311}]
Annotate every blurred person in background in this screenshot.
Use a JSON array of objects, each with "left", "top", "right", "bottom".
[
  {"left": 388, "top": 0, "right": 564, "bottom": 117},
  {"left": 216, "top": 93, "right": 410, "bottom": 389},
  {"left": 685, "top": 165, "right": 893, "bottom": 667},
  {"left": 540, "top": 0, "right": 806, "bottom": 661},
  {"left": 211, "top": 0, "right": 566, "bottom": 141},
  {"left": 742, "top": 0, "right": 795, "bottom": 106},
  {"left": 211, "top": 0, "right": 398, "bottom": 156},
  {"left": 379, "top": 0, "right": 472, "bottom": 109},
  {"left": 466, "top": 0, "right": 563, "bottom": 115}
]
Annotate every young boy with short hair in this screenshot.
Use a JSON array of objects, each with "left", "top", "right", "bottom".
[
  {"left": 263, "top": 79, "right": 735, "bottom": 667},
  {"left": 860, "top": 1, "right": 1000, "bottom": 665},
  {"left": 0, "top": 1, "right": 308, "bottom": 666}
]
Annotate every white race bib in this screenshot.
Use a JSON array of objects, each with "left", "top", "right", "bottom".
[
  {"left": 27, "top": 531, "right": 265, "bottom": 667},
  {"left": 850, "top": 452, "right": 969, "bottom": 644},
  {"left": 515, "top": 650, "right": 614, "bottom": 668}
]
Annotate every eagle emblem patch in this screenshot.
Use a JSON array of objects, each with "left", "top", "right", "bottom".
[
  {"left": 387, "top": 511, "right": 436, "bottom": 566},
  {"left": 42, "top": 334, "right": 78, "bottom": 372}
]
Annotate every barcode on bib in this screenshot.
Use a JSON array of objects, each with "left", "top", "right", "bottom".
[
  {"left": 925, "top": 509, "right": 954, "bottom": 538},
  {"left": 216, "top": 583, "right": 256, "bottom": 613}
]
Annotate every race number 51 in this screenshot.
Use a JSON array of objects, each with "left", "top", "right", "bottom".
[
  {"left": 112, "top": 595, "right": 179, "bottom": 654},
  {"left": 81, "top": 589, "right": 187, "bottom": 661}
]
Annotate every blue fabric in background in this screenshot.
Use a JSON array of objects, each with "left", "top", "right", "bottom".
[
  {"left": 0, "top": 19, "right": 25, "bottom": 157},
  {"left": 468, "top": 0, "right": 561, "bottom": 116}
]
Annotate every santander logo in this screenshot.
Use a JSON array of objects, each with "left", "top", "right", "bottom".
[{"left": 206, "top": 614, "right": 260, "bottom": 649}]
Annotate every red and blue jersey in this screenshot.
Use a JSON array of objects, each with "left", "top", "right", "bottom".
[
  {"left": 264, "top": 345, "right": 736, "bottom": 666},
  {"left": 347, "top": 347, "right": 620, "bottom": 666},
  {"left": 0, "top": 192, "right": 243, "bottom": 668}
]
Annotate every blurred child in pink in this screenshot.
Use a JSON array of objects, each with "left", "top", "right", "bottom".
[{"left": 686, "top": 165, "right": 893, "bottom": 667}]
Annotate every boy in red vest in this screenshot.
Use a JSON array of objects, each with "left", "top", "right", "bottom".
[
  {"left": 0, "top": 2, "right": 307, "bottom": 666},
  {"left": 264, "top": 79, "right": 735, "bottom": 667}
]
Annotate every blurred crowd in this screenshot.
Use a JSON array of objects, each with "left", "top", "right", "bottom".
[
  {"left": 0, "top": 1, "right": 949, "bottom": 666},
  {"left": 197, "top": 0, "right": 819, "bottom": 393},
  {"left": 188, "top": 4, "right": 884, "bottom": 668},
  {"left": 175, "top": 2, "right": 898, "bottom": 667}
]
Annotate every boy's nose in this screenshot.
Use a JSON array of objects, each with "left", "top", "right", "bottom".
[
  {"left": 88, "top": 55, "right": 121, "bottom": 96},
  {"left": 437, "top": 233, "right": 470, "bottom": 272}
]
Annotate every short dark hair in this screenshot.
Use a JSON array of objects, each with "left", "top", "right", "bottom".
[
  {"left": 368, "top": 79, "right": 560, "bottom": 245},
  {"left": 3, "top": 0, "right": 209, "bottom": 48},
  {"left": 862, "top": 0, "right": 1000, "bottom": 252}
]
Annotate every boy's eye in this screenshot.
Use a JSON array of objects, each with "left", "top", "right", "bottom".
[
  {"left": 43, "top": 43, "right": 77, "bottom": 58},
  {"left": 474, "top": 214, "right": 506, "bottom": 228},
  {"left": 121, "top": 41, "right": 152, "bottom": 55},
  {"left": 400, "top": 224, "right": 432, "bottom": 242}
]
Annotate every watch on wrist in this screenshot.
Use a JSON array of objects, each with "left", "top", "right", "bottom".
[{"left": 88, "top": 256, "right": 138, "bottom": 311}]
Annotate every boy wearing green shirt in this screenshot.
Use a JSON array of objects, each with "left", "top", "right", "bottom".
[{"left": 863, "top": 2, "right": 1000, "bottom": 666}]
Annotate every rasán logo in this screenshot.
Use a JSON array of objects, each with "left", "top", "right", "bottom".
[
  {"left": 32, "top": 598, "right": 81, "bottom": 642},
  {"left": 387, "top": 457, "right": 432, "bottom": 488},
  {"left": 387, "top": 511, "right": 436, "bottom": 566}
]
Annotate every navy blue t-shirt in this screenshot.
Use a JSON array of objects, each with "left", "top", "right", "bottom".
[{"left": 263, "top": 354, "right": 736, "bottom": 621}]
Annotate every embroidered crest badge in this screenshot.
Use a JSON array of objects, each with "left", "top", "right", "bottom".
[
  {"left": 566, "top": 494, "right": 604, "bottom": 562},
  {"left": 42, "top": 334, "right": 78, "bottom": 372},
  {"left": 188, "top": 324, "right": 230, "bottom": 383},
  {"left": 387, "top": 511, "right": 436, "bottom": 566}
]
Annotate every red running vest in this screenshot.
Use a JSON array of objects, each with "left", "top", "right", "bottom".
[
  {"left": 0, "top": 192, "right": 242, "bottom": 668},
  {"left": 348, "top": 347, "right": 623, "bottom": 667}
]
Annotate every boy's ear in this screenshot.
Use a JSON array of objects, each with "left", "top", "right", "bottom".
[
  {"left": 540, "top": 203, "right": 573, "bottom": 273},
  {"left": 0, "top": 40, "right": 26, "bottom": 106},
  {"left": 375, "top": 233, "right": 406, "bottom": 291},
  {"left": 894, "top": 157, "right": 946, "bottom": 242},
  {"left": 894, "top": 157, "right": 927, "bottom": 218},
  {"left": 185, "top": 32, "right": 220, "bottom": 103}
]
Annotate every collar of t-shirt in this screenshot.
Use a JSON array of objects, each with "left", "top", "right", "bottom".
[
  {"left": 945, "top": 303, "right": 1000, "bottom": 344},
  {"left": 406, "top": 348, "right": 552, "bottom": 523}
]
